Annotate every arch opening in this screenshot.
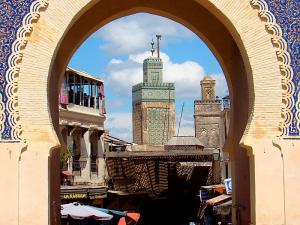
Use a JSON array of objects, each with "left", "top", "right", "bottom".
[
  {"left": 13, "top": 1, "right": 285, "bottom": 225},
  {"left": 48, "top": 1, "right": 251, "bottom": 224},
  {"left": 60, "top": 12, "right": 231, "bottom": 225}
]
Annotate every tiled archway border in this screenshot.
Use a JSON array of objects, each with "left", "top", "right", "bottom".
[
  {"left": 0, "top": 0, "right": 299, "bottom": 142},
  {"left": 251, "top": 0, "right": 299, "bottom": 137},
  {"left": 0, "top": 0, "right": 49, "bottom": 143}
]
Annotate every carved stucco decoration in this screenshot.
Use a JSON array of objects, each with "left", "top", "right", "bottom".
[{"left": 0, "top": 0, "right": 299, "bottom": 143}]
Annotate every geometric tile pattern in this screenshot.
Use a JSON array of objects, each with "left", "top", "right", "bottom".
[
  {"left": 251, "top": 0, "right": 300, "bottom": 137},
  {"left": 0, "top": 0, "right": 48, "bottom": 142},
  {"left": 147, "top": 107, "right": 170, "bottom": 145},
  {"left": 266, "top": 0, "right": 300, "bottom": 137}
]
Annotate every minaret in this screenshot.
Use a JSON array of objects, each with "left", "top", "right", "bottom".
[
  {"left": 143, "top": 36, "right": 163, "bottom": 83},
  {"left": 132, "top": 36, "right": 175, "bottom": 145},
  {"left": 194, "top": 76, "right": 223, "bottom": 149},
  {"left": 201, "top": 76, "right": 216, "bottom": 101}
]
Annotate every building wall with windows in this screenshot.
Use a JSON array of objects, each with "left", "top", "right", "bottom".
[{"left": 59, "top": 67, "right": 106, "bottom": 185}]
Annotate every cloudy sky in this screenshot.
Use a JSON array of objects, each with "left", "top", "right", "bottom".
[{"left": 69, "top": 13, "right": 228, "bottom": 142}]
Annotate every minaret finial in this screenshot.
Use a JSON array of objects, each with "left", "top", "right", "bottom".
[
  {"left": 150, "top": 39, "right": 155, "bottom": 57},
  {"left": 156, "top": 35, "right": 162, "bottom": 58}
]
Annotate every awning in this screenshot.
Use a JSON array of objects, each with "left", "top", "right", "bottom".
[
  {"left": 200, "top": 184, "right": 226, "bottom": 194},
  {"left": 206, "top": 194, "right": 231, "bottom": 206},
  {"left": 62, "top": 171, "right": 73, "bottom": 177},
  {"left": 104, "top": 135, "right": 132, "bottom": 146},
  {"left": 61, "top": 202, "right": 113, "bottom": 220}
]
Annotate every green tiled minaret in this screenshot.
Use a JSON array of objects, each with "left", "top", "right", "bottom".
[{"left": 132, "top": 36, "right": 175, "bottom": 145}]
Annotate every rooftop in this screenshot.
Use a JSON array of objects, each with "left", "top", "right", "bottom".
[
  {"left": 66, "top": 67, "right": 104, "bottom": 83},
  {"left": 165, "top": 136, "right": 204, "bottom": 147},
  {"left": 104, "top": 150, "right": 214, "bottom": 161}
]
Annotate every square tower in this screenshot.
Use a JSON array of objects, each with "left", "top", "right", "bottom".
[
  {"left": 132, "top": 56, "right": 175, "bottom": 145},
  {"left": 194, "top": 76, "right": 224, "bottom": 149}
]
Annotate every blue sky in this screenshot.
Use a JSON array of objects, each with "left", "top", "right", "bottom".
[{"left": 69, "top": 13, "right": 228, "bottom": 141}]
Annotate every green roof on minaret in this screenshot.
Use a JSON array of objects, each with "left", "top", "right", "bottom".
[{"left": 132, "top": 35, "right": 175, "bottom": 104}]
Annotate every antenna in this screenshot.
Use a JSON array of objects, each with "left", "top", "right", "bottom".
[
  {"left": 156, "top": 35, "right": 162, "bottom": 58},
  {"left": 177, "top": 102, "right": 185, "bottom": 136}
]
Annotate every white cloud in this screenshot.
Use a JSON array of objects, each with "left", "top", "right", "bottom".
[
  {"left": 109, "top": 59, "right": 123, "bottom": 65},
  {"left": 95, "top": 13, "right": 192, "bottom": 55},
  {"left": 105, "top": 52, "right": 228, "bottom": 140},
  {"left": 106, "top": 51, "right": 228, "bottom": 99},
  {"left": 105, "top": 98, "right": 125, "bottom": 109},
  {"left": 106, "top": 112, "right": 132, "bottom": 129},
  {"left": 177, "top": 127, "right": 195, "bottom": 136},
  {"left": 73, "top": 13, "right": 228, "bottom": 141},
  {"left": 106, "top": 64, "right": 141, "bottom": 97},
  {"left": 105, "top": 112, "right": 133, "bottom": 142}
]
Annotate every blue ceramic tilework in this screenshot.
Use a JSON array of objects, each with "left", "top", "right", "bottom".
[
  {"left": 265, "top": 0, "right": 300, "bottom": 136},
  {"left": 0, "top": 0, "right": 35, "bottom": 142},
  {"left": 0, "top": 0, "right": 299, "bottom": 141}
]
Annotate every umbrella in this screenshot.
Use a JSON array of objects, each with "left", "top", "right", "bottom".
[
  {"left": 118, "top": 212, "right": 140, "bottom": 225},
  {"left": 89, "top": 206, "right": 127, "bottom": 217},
  {"left": 91, "top": 207, "right": 128, "bottom": 224},
  {"left": 61, "top": 202, "right": 113, "bottom": 221}
]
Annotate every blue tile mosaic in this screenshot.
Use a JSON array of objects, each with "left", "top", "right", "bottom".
[
  {"left": 0, "top": 0, "right": 35, "bottom": 142},
  {"left": 265, "top": 0, "right": 300, "bottom": 136}
]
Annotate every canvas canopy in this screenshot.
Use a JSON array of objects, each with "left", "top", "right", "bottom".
[{"left": 61, "top": 202, "right": 113, "bottom": 220}]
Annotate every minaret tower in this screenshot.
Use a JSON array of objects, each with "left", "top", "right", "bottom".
[
  {"left": 132, "top": 35, "right": 175, "bottom": 145},
  {"left": 143, "top": 36, "right": 163, "bottom": 83},
  {"left": 194, "top": 76, "right": 223, "bottom": 149},
  {"left": 201, "top": 76, "right": 216, "bottom": 101}
]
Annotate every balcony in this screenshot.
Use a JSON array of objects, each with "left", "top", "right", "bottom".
[
  {"left": 59, "top": 68, "right": 106, "bottom": 128},
  {"left": 59, "top": 67, "right": 106, "bottom": 116}
]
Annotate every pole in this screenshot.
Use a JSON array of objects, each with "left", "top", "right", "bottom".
[
  {"left": 156, "top": 35, "right": 162, "bottom": 58},
  {"left": 177, "top": 103, "right": 184, "bottom": 136}
]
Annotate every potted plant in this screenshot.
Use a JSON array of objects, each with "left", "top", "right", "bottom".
[{"left": 60, "top": 145, "right": 72, "bottom": 170}]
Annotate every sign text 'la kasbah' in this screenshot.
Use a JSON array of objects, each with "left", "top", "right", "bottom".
[{"left": 63, "top": 193, "right": 87, "bottom": 199}]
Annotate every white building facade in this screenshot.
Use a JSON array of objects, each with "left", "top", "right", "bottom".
[{"left": 59, "top": 67, "right": 106, "bottom": 185}]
